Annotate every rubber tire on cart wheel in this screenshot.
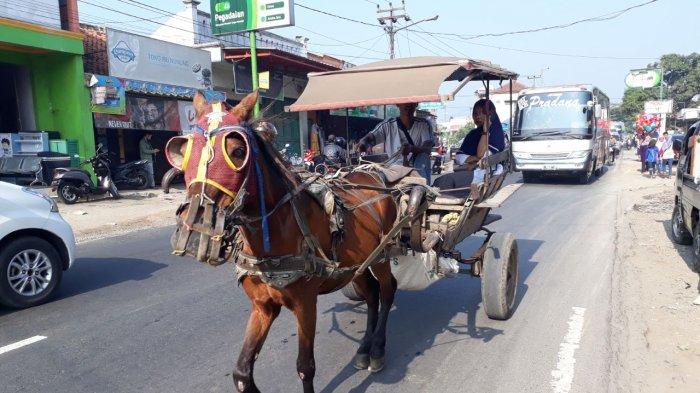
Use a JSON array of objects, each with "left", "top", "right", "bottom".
[
  {"left": 481, "top": 232, "right": 518, "bottom": 320},
  {"left": 57, "top": 182, "right": 79, "bottom": 204},
  {"left": 0, "top": 237, "right": 63, "bottom": 309},
  {"left": 671, "top": 204, "right": 692, "bottom": 245},
  {"left": 341, "top": 282, "right": 364, "bottom": 301},
  {"left": 692, "top": 224, "right": 700, "bottom": 273}
]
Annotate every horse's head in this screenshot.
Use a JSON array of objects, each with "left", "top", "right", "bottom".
[{"left": 166, "top": 91, "right": 273, "bottom": 265}]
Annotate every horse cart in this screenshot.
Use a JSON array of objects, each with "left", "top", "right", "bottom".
[{"left": 287, "top": 56, "right": 522, "bottom": 320}]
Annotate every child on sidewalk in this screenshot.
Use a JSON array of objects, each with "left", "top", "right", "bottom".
[{"left": 645, "top": 139, "right": 660, "bottom": 178}]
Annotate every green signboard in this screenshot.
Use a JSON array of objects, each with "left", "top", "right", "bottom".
[{"left": 211, "top": 0, "right": 295, "bottom": 35}]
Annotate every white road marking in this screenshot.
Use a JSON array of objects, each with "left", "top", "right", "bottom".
[
  {"left": 551, "top": 307, "right": 586, "bottom": 393},
  {"left": 0, "top": 336, "right": 47, "bottom": 355}
]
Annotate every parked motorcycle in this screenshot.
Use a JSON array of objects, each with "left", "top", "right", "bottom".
[
  {"left": 51, "top": 144, "right": 120, "bottom": 204},
  {"left": 110, "top": 157, "right": 150, "bottom": 190},
  {"left": 432, "top": 156, "right": 444, "bottom": 174}
]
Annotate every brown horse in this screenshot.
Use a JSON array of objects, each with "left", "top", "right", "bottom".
[{"left": 166, "top": 91, "right": 399, "bottom": 393}]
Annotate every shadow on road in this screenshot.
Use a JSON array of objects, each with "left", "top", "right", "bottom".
[
  {"left": 659, "top": 219, "right": 700, "bottom": 274},
  {"left": 0, "top": 258, "right": 167, "bottom": 317},
  {"left": 319, "top": 237, "right": 542, "bottom": 393}
]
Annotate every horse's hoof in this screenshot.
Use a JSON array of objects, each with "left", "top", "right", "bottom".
[
  {"left": 352, "top": 353, "right": 370, "bottom": 370},
  {"left": 368, "top": 356, "right": 386, "bottom": 373}
]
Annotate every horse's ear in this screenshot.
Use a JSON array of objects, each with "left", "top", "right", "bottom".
[
  {"left": 230, "top": 91, "right": 259, "bottom": 121},
  {"left": 193, "top": 91, "right": 208, "bottom": 119}
]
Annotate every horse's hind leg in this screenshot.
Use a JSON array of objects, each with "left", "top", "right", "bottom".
[
  {"left": 233, "top": 299, "right": 281, "bottom": 393},
  {"left": 350, "top": 271, "right": 380, "bottom": 370},
  {"left": 292, "top": 297, "right": 318, "bottom": 393},
  {"left": 368, "top": 261, "right": 397, "bottom": 373}
]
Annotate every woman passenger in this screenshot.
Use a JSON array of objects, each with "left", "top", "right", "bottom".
[{"left": 433, "top": 99, "right": 505, "bottom": 190}]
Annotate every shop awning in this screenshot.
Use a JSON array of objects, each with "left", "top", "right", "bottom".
[
  {"left": 224, "top": 48, "right": 340, "bottom": 73},
  {"left": 286, "top": 56, "right": 518, "bottom": 112}
]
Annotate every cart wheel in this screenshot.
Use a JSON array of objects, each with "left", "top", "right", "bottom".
[
  {"left": 481, "top": 232, "right": 518, "bottom": 320},
  {"left": 341, "top": 282, "right": 364, "bottom": 301}
]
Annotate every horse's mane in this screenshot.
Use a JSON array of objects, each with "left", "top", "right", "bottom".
[{"left": 248, "top": 123, "right": 300, "bottom": 190}]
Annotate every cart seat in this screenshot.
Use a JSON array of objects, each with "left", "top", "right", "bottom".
[
  {"left": 434, "top": 187, "right": 470, "bottom": 205},
  {"left": 433, "top": 194, "right": 468, "bottom": 205}
]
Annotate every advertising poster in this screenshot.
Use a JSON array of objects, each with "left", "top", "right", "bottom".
[
  {"left": 107, "top": 29, "right": 212, "bottom": 89},
  {"left": 178, "top": 100, "right": 198, "bottom": 135},
  {"left": 625, "top": 69, "right": 661, "bottom": 89},
  {"left": 234, "top": 62, "right": 284, "bottom": 100},
  {"left": 94, "top": 96, "right": 181, "bottom": 131},
  {"left": 211, "top": 0, "right": 295, "bottom": 34},
  {"left": 89, "top": 75, "right": 126, "bottom": 114}
]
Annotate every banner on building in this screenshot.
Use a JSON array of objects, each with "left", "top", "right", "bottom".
[
  {"left": 107, "top": 28, "right": 213, "bottom": 89},
  {"left": 178, "top": 100, "right": 198, "bottom": 135},
  {"left": 89, "top": 75, "right": 126, "bottom": 114},
  {"left": 625, "top": 69, "right": 661, "bottom": 89},
  {"left": 644, "top": 99, "right": 674, "bottom": 114},
  {"left": 94, "top": 96, "right": 181, "bottom": 131},
  {"left": 211, "top": 0, "right": 295, "bottom": 34},
  {"left": 234, "top": 62, "right": 284, "bottom": 100}
]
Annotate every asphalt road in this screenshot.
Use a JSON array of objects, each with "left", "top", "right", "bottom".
[{"left": 0, "top": 163, "right": 622, "bottom": 393}]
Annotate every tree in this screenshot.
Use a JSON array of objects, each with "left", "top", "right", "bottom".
[{"left": 446, "top": 122, "right": 475, "bottom": 146}]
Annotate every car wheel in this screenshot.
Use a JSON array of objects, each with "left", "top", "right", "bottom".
[
  {"left": 0, "top": 237, "right": 63, "bottom": 308},
  {"left": 671, "top": 204, "right": 692, "bottom": 245},
  {"left": 57, "top": 182, "right": 80, "bottom": 204}
]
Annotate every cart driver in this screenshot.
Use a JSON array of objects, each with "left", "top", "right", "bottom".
[{"left": 357, "top": 102, "right": 435, "bottom": 182}]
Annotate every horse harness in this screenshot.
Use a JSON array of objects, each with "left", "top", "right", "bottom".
[{"left": 170, "top": 107, "right": 432, "bottom": 289}]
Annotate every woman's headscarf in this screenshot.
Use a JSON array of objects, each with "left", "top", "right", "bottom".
[{"left": 473, "top": 99, "right": 506, "bottom": 153}]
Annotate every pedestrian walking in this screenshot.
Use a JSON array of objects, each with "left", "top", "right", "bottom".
[
  {"left": 645, "top": 139, "right": 659, "bottom": 178},
  {"left": 139, "top": 132, "right": 160, "bottom": 188},
  {"left": 659, "top": 132, "right": 674, "bottom": 177},
  {"left": 639, "top": 135, "right": 650, "bottom": 173}
]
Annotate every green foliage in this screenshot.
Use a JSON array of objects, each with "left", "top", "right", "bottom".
[
  {"left": 447, "top": 122, "right": 475, "bottom": 146},
  {"left": 617, "top": 53, "right": 700, "bottom": 127}
]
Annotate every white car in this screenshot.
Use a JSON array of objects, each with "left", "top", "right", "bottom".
[{"left": 0, "top": 182, "right": 75, "bottom": 308}]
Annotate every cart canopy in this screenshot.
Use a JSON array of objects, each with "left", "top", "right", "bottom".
[{"left": 286, "top": 56, "right": 518, "bottom": 112}]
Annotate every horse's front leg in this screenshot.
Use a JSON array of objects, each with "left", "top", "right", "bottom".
[
  {"left": 233, "top": 300, "right": 281, "bottom": 393},
  {"left": 368, "top": 262, "right": 397, "bottom": 373},
  {"left": 292, "top": 297, "right": 318, "bottom": 393},
  {"left": 351, "top": 272, "right": 380, "bottom": 370}
]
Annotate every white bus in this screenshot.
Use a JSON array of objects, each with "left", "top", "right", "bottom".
[{"left": 511, "top": 85, "right": 611, "bottom": 184}]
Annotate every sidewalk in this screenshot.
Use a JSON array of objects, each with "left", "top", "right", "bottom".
[
  {"left": 42, "top": 186, "right": 186, "bottom": 243},
  {"left": 612, "top": 152, "right": 700, "bottom": 392}
]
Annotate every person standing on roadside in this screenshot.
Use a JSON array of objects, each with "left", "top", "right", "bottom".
[
  {"left": 645, "top": 139, "right": 659, "bottom": 178},
  {"left": 659, "top": 132, "right": 675, "bottom": 177},
  {"left": 139, "top": 132, "right": 160, "bottom": 188},
  {"left": 639, "top": 134, "right": 650, "bottom": 173}
]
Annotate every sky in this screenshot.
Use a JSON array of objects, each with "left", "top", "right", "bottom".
[{"left": 77, "top": 0, "right": 700, "bottom": 120}]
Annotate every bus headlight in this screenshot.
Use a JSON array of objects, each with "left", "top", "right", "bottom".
[{"left": 568, "top": 150, "right": 591, "bottom": 159}]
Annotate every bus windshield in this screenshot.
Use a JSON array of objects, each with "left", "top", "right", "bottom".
[{"left": 514, "top": 91, "right": 592, "bottom": 139}]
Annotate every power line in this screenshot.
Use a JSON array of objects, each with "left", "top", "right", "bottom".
[
  {"left": 414, "top": 25, "right": 466, "bottom": 57},
  {"left": 345, "top": 34, "right": 388, "bottom": 62},
  {"left": 411, "top": 0, "right": 659, "bottom": 40},
  {"left": 296, "top": 2, "right": 381, "bottom": 27},
  {"left": 457, "top": 39, "right": 659, "bottom": 60},
  {"left": 295, "top": 26, "right": 388, "bottom": 55}
]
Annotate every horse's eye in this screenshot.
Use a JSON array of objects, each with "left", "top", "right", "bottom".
[{"left": 231, "top": 148, "right": 246, "bottom": 158}]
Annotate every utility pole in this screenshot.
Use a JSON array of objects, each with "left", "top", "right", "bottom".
[
  {"left": 376, "top": 1, "right": 438, "bottom": 59},
  {"left": 526, "top": 67, "right": 549, "bottom": 87}
]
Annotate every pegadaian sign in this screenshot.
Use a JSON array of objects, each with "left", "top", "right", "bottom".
[{"left": 211, "top": 0, "right": 295, "bottom": 35}]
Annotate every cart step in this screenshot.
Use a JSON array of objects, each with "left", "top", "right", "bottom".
[
  {"left": 475, "top": 183, "right": 522, "bottom": 208},
  {"left": 482, "top": 213, "right": 502, "bottom": 226}
]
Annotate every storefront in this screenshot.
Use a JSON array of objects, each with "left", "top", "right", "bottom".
[
  {"left": 84, "top": 26, "right": 223, "bottom": 184},
  {"left": 0, "top": 17, "right": 94, "bottom": 161}
]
